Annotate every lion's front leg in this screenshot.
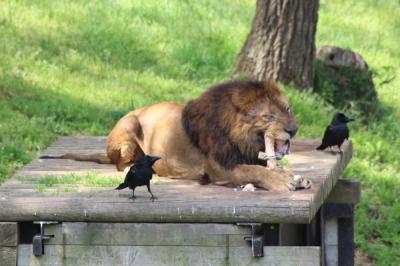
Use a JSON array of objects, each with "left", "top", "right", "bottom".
[
  {"left": 235, "top": 165, "right": 294, "bottom": 192},
  {"left": 205, "top": 161, "right": 293, "bottom": 192}
]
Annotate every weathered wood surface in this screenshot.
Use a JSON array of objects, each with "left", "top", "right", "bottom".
[
  {"left": 324, "top": 218, "right": 339, "bottom": 266},
  {"left": 0, "top": 222, "right": 18, "bottom": 246},
  {"left": 0, "top": 223, "right": 17, "bottom": 266},
  {"left": 0, "top": 136, "right": 352, "bottom": 223},
  {"left": 326, "top": 179, "right": 360, "bottom": 204},
  {"left": 18, "top": 245, "right": 320, "bottom": 266},
  {"left": 44, "top": 222, "right": 250, "bottom": 246},
  {"left": 0, "top": 247, "right": 17, "bottom": 266},
  {"left": 0, "top": 222, "right": 18, "bottom": 266}
]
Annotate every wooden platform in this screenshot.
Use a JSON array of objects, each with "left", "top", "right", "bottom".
[{"left": 0, "top": 136, "right": 352, "bottom": 224}]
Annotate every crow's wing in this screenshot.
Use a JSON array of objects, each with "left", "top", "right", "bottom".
[
  {"left": 327, "top": 124, "right": 349, "bottom": 147},
  {"left": 319, "top": 125, "right": 336, "bottom": 148},
  {"left": 333, "top": 124, "right": 349, "bottom": 146},
  {"left": 124, "top": 165, "right": 139, "bottom": 183},
  {"left": 344, "top": 125, "right": 349, "bottom": 139}
]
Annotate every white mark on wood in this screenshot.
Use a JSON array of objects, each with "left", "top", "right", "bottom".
[
  {"left": 191, "top": 206, "right": 195, "bottom": 215},
  {"left": 177, "top": 207, "right": 182, "bottom": 220},
  {"left": 84, "top": 210, "right": 87, "bottom": 217},
  {"left": 233, "top": 207, "right": 236, "bottom": 215}
]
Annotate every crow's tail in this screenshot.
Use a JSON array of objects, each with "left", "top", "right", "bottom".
[
  {"left": 115, "top": 183, "right": 128, "bottom": 190},
  {"left": 316, "top": 144, "right": 326, "bottom": 150}
]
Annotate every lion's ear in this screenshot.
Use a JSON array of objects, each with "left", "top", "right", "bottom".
[
  {"left": 263, "top": 81, "right": 283, "bottom": 101},
  {"left": 231, "top": 89, "right": 258, "bottom": 112}
]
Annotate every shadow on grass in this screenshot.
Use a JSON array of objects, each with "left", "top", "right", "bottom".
[
  {"left": 0, "top": 72, "right": 127, "bottom": 183},
  {"left": 0, "top": 73, "right": 126, "bottom": 134}
]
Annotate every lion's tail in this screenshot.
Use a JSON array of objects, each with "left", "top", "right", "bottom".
[{"left": 40, "top": 153, "right": 111, "bottom": 164}]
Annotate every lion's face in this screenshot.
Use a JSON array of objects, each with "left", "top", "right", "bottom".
[
  {"left": 241, "top": 84, "right": 298, "bottom": 160},
  {"left": 183, "top": 80, "right": 298, "bottom": 169}
]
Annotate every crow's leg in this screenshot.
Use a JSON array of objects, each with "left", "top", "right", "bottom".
[
  {"left": 338, "top": 145, "right": 343, "bottom": 154},
  {"left": 329, "top": 146, "right": 335, "bottom": 154},
  {"left": 131, "top": 187, "right": 136, "bottom": 200},
  {"left": 147, "top": 184, "right": 157, "bottom": 202}
]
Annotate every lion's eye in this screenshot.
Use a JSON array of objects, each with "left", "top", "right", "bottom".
[{"left": 266, "top": 113, "right": 276, "bottom": 120}]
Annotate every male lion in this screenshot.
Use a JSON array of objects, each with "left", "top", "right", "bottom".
[{"left": 107, "top": 80, "right": 299, "bottom": 192}]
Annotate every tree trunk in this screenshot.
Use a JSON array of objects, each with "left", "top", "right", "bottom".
[{"left": 235, "top": 0, "right": 319, "bottom": 89}]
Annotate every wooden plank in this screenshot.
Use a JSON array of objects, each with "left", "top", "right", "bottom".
[
  {"left": 306, "top": 140, "right": 353, "bottom": 222},
  {"left": 324, "top": 204, "right": 354, "bottom": 218},
  {"left": 320, "top": 206, "right": 326, "bottom": 266},
  {"left": 0, "top": 196, "right": 310, "bottom": 223},
  {"left": 0, "top": 137, "right": 352, "bottom": 224},
  {"left": 338, "top": 217, "right": 355, "bottom": 266},
  {"left": 324, "top": 218, "right": 338, "bottom": 266},
  {"left": 41, "top": 136, "right": 107, "bottom": 156},
  {"left": 0, "top": 222, "right": 18, "bottom": 246},
  {"left": 44, "top": 223, "right": 250, "bottom": 246},
  {"left": 0, "top": 247, "right": 16, "bottom": 266},
  {"left": 323, "top": 202, "right": 356, "bottom": 265},
  {"left": 0, "top": 223, "right": 17, "bottom": 266},
  {"left": 17, "top": 245, "right": 320, "bottom": 266},
  {"left": 326, "top": 179, "right": 361, "bottom": 204}
]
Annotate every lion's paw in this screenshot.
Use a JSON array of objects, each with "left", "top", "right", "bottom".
[
  {"left": 262, "top": 168, "right": 296, "bottom": 192},
  {"left": 287, "top": 175, "right": 312, "bottom": 191}
]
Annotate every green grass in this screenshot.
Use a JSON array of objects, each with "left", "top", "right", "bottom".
[
  {"left": 18, "top": 171, "right": 122, "bottom": 188},
  {"left": 17, "top": 171, "right": 160, "bottom": 192},
  {"left": 0, "top": 0, "right": 399, "bottom": 264}
]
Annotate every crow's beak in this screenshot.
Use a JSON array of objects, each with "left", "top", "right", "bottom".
[{"left": 346, "top": 117, "right": 355, "bottom": 122}]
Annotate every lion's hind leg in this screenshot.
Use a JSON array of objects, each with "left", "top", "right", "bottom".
[
  {"left": 107, "top": 114, "right": 145, "bottom": 171},
  {"left": 116, "top": 141, "right": 145, "bottom": 171}
]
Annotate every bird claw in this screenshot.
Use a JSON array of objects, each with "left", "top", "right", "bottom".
[
  {"left": 150, "top": 196, "right": 157, "bottom": 202},
  {"left": 131, "top": 196, "right": 136, "bottom": 200}
]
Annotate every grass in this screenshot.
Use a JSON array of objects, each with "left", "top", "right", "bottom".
[
  {"left": 16, "top": 171, "right": 161, "bottom": 192},
  {"left": 18, "top": 171, "right": 122, "bottom": 188},
  {"left": 0, "top": 0, "right": 399, "bottom": 264}
]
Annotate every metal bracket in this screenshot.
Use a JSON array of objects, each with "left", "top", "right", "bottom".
[
  {"left": 32, "top": 221, "right": 58, "bottom": 256},
  {"left": 237, "top": 223, "right": 264, "bottom": 257}
]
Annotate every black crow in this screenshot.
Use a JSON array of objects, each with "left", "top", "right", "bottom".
[
  {"left": 115, "top": 155, "right": 161, "bottom": 201},
  {"left": 316, "top": 113, "right": 354, "bottom": 152}
]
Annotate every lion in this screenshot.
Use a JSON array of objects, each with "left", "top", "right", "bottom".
[{"left": 106, "top": 80, "right": 299, "bottom": 192}]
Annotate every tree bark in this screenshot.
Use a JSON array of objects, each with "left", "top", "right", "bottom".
[{"left": 235, "top": 0, "right": 319, "bottom": 89}]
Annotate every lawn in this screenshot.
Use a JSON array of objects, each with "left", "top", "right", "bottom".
[{"left": 0, "top": 0, "right": 399, "bottom": 264}]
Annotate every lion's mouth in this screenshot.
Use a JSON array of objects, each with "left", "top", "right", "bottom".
[
  {"left": 274, "top": 139, "right": 290, "bottom": 159},
  {"left": 264, "top": 135, "right": 291, "bottom": 169}
]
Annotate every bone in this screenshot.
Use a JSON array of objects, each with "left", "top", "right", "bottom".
[
  {"left": 241, "top": 183, "right": 255, "bottom": 192},
  {"left": 265, "top": 134, "right": 277, "bottom": 169},
  {"left": 293, "top": 175, "right": 302, "bottom": 182}
]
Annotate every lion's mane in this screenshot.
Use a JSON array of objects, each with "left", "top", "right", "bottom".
[{"left": 182, "top": 80, "right": 283, "bottom": 169}]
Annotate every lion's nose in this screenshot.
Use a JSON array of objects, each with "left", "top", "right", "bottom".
[{"left": 285, "top": 125, "right": 298, "bottom": 138}]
